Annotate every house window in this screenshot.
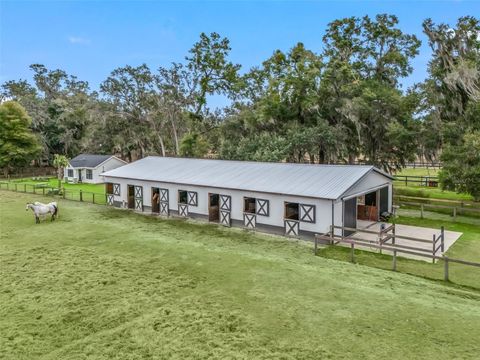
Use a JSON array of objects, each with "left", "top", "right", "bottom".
[
  {"left": 178, "top": 190, "right": 188, "bottom": 204},
  {"left": 68, "top": 169, "right": 73, "bottom": 177},
  {"left": 86, "top": 169, "right": 93, "bottom": 180},
  {"left": 284, "top": 202, "right": 299, "bottom": 220}
]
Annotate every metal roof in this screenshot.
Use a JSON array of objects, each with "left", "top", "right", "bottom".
[
  {"left": 102, "top": 156, "right": 392, "bottom": 200},
  {"left": 69, "top": 154, "right": 114, "bottom": 168}
]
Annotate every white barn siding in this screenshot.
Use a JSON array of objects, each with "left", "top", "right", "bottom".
[{"left": 104, "top": 176, "right": 337, "bottom": 236}]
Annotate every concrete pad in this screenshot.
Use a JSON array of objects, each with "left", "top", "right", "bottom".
[{"left": 347, "top": 222, "right": 462, "bottom": 262}]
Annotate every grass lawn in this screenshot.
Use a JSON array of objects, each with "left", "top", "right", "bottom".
[
  {"left": 395, "top": 168, "right": 440, "bottom": 177},
  {"left": 1, "top": 191, "right": 480, "bottom": 359},
  {"left": 393, "top": 183, "right": 475, "bottom": 202},
  {"left": 8, "top": 177, "right": 105, "bottom": 194}
]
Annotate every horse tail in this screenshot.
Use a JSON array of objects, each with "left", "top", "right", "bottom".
[{"left": 52, "top": 204, "right": 58, "bottom": 217}]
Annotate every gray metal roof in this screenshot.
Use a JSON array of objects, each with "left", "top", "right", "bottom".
[
  {"left": 102, "top": 156, "right": 392, "bottom": 200},
  {"left": 70, "top": 154, "right": 113, "bottom": 168}
]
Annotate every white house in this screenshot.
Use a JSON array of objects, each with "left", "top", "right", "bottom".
[
  {"left": 65, "top": 154, "right": 127, "bottom": 184},
  {"left": 102, "top": 157, "right": 393, "bottom": 239}
]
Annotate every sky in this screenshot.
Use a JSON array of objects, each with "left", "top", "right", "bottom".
[{"left": 1, "top": 0, "right": 479, "bottom": 108}]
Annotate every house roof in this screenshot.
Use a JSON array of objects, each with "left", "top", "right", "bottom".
[
  {"left": 102, "top": 156, "right": 393, "bottom": 200},
  {"left": 69, "top": 154, "right": 114, "bottom": 168}
]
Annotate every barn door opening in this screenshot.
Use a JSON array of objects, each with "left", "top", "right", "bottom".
[
  {"left": 357, "top": 190, "right": 378, "bottom": 222},
  {"left": 209, "top": 193, "right": 220, "bottom": 222},
  {"left": 152, "top": 187, "right": 160, "bottom": 213},
  {"left": 128, "top": 185, "right": 135, "bottom": 209}
]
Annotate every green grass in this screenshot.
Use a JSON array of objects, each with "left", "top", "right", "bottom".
[
  {"left": 8, "top": 177, "right": 105, "bottom": 194},
  {"left": 1, "top": 191, "right": 480, "bottom": 359},
  {"left": 393, "top": 183, "right": 475, "bottom": 201},
  {"left": 395, "top": 168, "right": 440, "bottom": 177}
]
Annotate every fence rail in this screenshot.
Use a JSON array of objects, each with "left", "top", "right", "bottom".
[
  {"left": 394, "top": 175, "right": 439, "bottom": 187},
  {"left": 0, "top": 181, "right": 106, "bottom": 205},
  {"left": 315, "top": 225, "right": 480, "bottom": 282}
]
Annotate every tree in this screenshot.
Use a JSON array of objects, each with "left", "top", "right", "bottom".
[
  {"left": 52, "top": 154, "right": 69, "bottom": 188},
  {"left": 186, "top": 32, "right": 242, "bottom": 115},
  {"left": 179, "top": 132, "right": 210, "bottom": 158},
  {"left": 439, "top": 132, "right": 480, "bottom": 201},
  {"left": 0, "top": 101, "right": 41, "bottom": 175}
]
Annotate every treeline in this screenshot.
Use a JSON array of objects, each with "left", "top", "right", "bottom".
[{"left": 1, "top": 14, "right": 479, "bottom": 196}]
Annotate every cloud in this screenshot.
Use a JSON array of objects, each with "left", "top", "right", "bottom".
[{"left": 68, "top": 36, "right": 91, "bottom": 45}]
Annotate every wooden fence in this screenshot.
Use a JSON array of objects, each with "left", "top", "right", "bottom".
[
  {"left": 0, "top": 181, "right": 106, "bottom": 205},
  {"left": 314, "top": 225, "right": 480, "bottom": 282},
  {"left": 394, "top": 175, "right": 439, "bottom": 187},
  {"left": 394, "top": 196, "right": 480, "bottom": 219}
]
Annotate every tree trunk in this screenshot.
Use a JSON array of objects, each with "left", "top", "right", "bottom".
[
  {"left": 158, "top": 135, "right": 166, "bottom": 157},
  {"left": 171, "top": 118, "right": 180, "bottom": 155}
]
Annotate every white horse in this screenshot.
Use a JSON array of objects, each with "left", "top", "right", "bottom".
[{"left": 26, "top": 202, "right": 58, "bottom": 224}]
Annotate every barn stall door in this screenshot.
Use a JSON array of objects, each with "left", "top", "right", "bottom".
[
  {"left": 159, "top": 188, "right": 169, "bottom": 216},
  {"left": 107, "top": 194, "right": 114, "bottom": 206},
  {"left": 284, "top": 219, "right": 300, "bottom": 236},
  {"left": 134, "top": 186, "right": 143, "bottom": 211},
  {"left": 219, "top": 195, "right": 231, "bottom": 227},
  {"left": 244, "top": 213, "right": 256, "bottom": 229},
  {"left": 178, "top": 203, "right": 189, "bottom": 217}
]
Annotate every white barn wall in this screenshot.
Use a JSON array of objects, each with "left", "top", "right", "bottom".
[{"left": 104, "top": 176, "right": 336, "bottom": 235}]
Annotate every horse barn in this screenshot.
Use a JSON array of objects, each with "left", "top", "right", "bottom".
[{"left": 102, "top": 157, "right": 393, "bottom": 238}]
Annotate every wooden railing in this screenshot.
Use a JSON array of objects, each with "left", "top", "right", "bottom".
[{"left": 314, "top": 225, "right": 480, "bottom": 282}]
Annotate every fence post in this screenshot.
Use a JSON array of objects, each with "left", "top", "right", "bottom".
[
  {"left": 63, "top": 189, "right": 66, "bottom": 199},
  {"left": 330, "top": 225, "right": 334, "bottom": 245},
  {"left": 420, "top": 204, "right": 424, "bottom": 219},
  {"left": 14, "top": 183, "right": 17, "bottom": 192},
  {"left": 80, "top": 190, "right": 83, "bottom": 202},
  {"left": 24, "top": 184, "right": 26, "bottom": 192},
  {"left": 441, "top": 226, "right": 445, "bottom": 253},
  {"left": 453, "top": 207, "right": 457, "bottom": 220},
  {"left": 405, "top": 177, "right": 408, "bottom": 186},
  {"left": 444, "top": 257, "right": 449, "bottom": 282},
  {"left": 93, "top": 193, "right": 95, "bottom": 204},
  {"left": 432, "top": 234, "right": 436, "bottom": 264},
  {"left": 350, "top": 243, "right": 355, "bottom": 263},
  {"left": 6, "top": 182, "right": 9, "bottom": 190},
  {"left": 43, "top": 187, "right": 45, "bottom": 196},
  {"left": 33, "top": 185, "right": 35, "bottom": 194},
  {"left": 314, "top": 236, "right": 318, "bottom": 256}
]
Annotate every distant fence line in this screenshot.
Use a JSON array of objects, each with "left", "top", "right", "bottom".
[
  {"left": 0, "top": 167, "right": 56, "bottom": 180},
  {"left": 0, "top": 182, "right": 106, "bottom": 205},
  {"left": 393, "top": 175, "right": 439, "bottom": 187}
]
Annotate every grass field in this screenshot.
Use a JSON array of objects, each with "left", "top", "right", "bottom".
[
  {"left": 1, "top": 191, "right": 480, "bottom": 359},
  {"left": 395, "top": 168, "right": 440, "bottom": 177}
]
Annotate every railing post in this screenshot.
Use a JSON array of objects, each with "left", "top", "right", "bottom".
[
  {"left": 93, "top": 193, "right": 95, "bottom": 204},
  {"left": 453, "top": 207, "right": 457, "bottom": 220},
  {"left": 432, "top": 234, "right": 436, "bottom": 264},
  {"left": 314, "top": 236, "right": 318, "bottom": 256},
  {"left": 24, "top": 184, "right": 26, "bottom": 192},
  {"left": 14, "top": 183, "right": 17, "bottom": 192},
  {"left": 420, "top": 204, "right": 424, "bottom": 219},
  {"left": 80, "top": 190, "right": 83, "bottom": 202},
  {"left": 350, "top": 243, "right": 355, "bottom": 263},
  {"left": 444, "top": 257, "right": 449, "bottom": 282},
  {"left": 441, "top": 226, "right": 445, "bottom": 253}
]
